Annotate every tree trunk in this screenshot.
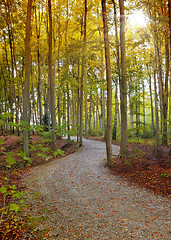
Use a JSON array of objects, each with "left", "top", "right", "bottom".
[
  {"left": 48, "top": 0, "right": 56, "bottom": 144},
  {"left": 168, "top": 0, "right": 171, "bottom": 139},
  {"left": 149, "top": 75, "right": 155, "bottom": 135},
  {"left": 119, "top": 0, "right": 128, "bottom": 156},
  {"left": 112, "top": 0, "right": 120, "bottom": 140},
  {"left": 129, "top": 84, "right": 134, "bottom": 137},
  {"left": 156, "top": 34, "right": 169, "bottom": 145},
  {"left": 153, "top": 47, "right": 159, "bottom": 139},
  {"left": 162, "top": 33, "right": 169, "bottom": 145},
  {"left": 57, "top": 3, "right": 61, "bottom": 130},
  {"left": 67, "top": 83, "right": 70, "bottom": 140},
  {"left": 35, "top": 6, "right": 42, "bottom": 125},
  {"left": 102, "top": 0, "right": 113, "bottom": 167},
  {"left": 79, "top": 0, "right": 87, "bottom": 146},
  {"left": 89, "top": 94, "right": 92, "bottom": 134},
  {"left": 96, "top": 95, "right": 99, "bottom": 137},
  {"left": 112, "top": 84, "right": 118, "bottom": 140},
  {"left": 77, "top": 60, "right": 80, "bottom": 143},
  {"left": 142, "top": 82, "right": 145, "bottom": 128},
  {"left": 23, "top": 0, "right": 32, "bottom": 154},
  {"left": 85, "top": 91, "right": 88, "bottom": 137}
]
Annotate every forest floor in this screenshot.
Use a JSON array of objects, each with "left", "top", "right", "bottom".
[
  {"left": 0, "top": 134, "right": 170, "bottom": 239},
  {"left": 0, "top": 134, "right": 78, "bottom": 239},
  {"left": 87, "top": 136, "right": 171, "bottom": 197}
]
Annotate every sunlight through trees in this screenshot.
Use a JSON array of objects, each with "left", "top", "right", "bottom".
[{"left": 0, "top": 0, "right": 171, "bottom": 164}]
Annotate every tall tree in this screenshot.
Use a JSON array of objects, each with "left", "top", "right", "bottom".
[
  {"left": 48, "top": 0, "right": 56, "bottom": 144},
  {"left": 23, "top": 0, "right": 32, "bottom": 154},
  {"left": 102, "top": 0, "right": 113, "bottom": 167},
  {"left": 79, "top": 0, "right": 87, "bottom": 146},
  {"left": 168, "top": 0, "right": 171, "bottom": 138},
  {"left": 112, "top": 0, "right": 120, "bottom": 140},
  {"left": 119, "top": 0, "right": 129, "bottom": 156}
]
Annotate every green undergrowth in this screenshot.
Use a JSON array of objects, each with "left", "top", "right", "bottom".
[{"left": 0, "top": 120, "right": 77, "bottom": 239}]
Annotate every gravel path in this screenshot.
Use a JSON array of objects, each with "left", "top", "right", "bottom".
[{"left": 24, "top": 138, "right": 171, "bottom": 240}]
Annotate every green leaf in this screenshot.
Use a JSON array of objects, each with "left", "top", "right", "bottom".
[
  {"left": 5, "top": 156, "right": 16, "bottom": 165},
  {"left": 0, "top": 186, "right": 7, "bottom": 194},
  {"left": 22, "top": 204, "right": 28, "bottom": 208},
  {"left": 19, "top": 199, "right": 25, "bottom": 204},
  {"left": 41, "top": 147, "right": 51, "bottom": 153},
  {"left": 12, "top": 191, "right": 22, "bottom": 199},
  {"left": 9, "top": 203, "right": 20, "bottom": 213},
  {"left": 53, "top": 149, "right": 65, "bottom": 157},
  {"left": 37, "top": 152, "right": 46, "bottom": 158},
  {"left": 9, "top": 185, "right": 17, "bottom": 190}
]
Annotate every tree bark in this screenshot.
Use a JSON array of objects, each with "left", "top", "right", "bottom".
[
  {"left": 23, "top": 0, "right": 32, "bottom": 154},
  {"left": 148, "top": 75, "right": 155, "bottom": 135},
  {"left": 153, "top": 46, "right": 159, "bottom": 139},
  {"left": 35, "top": 5, "right": 42, "bottom": 125},
  {"left": 102, "top": 0, "right": 113, "bottom": 167},
  {"left": 112, "top": 84, "right": 118, "bottom": 140},
  {"left": 168, "top": 0, "right": 171, "bottom": 139},
  {"left": 112, "top": 0, "right": 120, "bottom": 140},
  {"left": 128, "top": 79, "right": 134, "bottom": 137},
  {"left": 79, "top": 0, "right": 87, "bottom": 146},
  {"left": 119, "top": 0, "right": 129, "bottom": 156},
  {"left": 48, "top": 0, "right": 56, "bottom": 144}
]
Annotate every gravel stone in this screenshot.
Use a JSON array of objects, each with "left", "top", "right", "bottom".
[{"left": 24, "top": 138, "right": 171, "bottom": 240}]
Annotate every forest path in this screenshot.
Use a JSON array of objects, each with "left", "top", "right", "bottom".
[{"left": 24, "top": 138, "right": 170, "bottom": 240}]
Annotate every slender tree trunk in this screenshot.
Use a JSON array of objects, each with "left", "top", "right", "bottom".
[
  {"left": 142, "top": 82, "right": 145, "bottom": 128},
  {"left": 112, "top": 0, "right": 120, "bottom": 140},
  {"left": 23, "top": 0, "right": 32, "bottom": 154},
  {"left": 32, "top": 82, "right": 38, "bottom": 126},
  {"left": 84, "top": 65, "right": 88, "bottom": 138},
  {"left": 35, "top": 6, "right": 42, "bottom": 125},
  {"left": 119, "top": 0, "right": 128, "bottom": 156},
  {"left": 97, "top": 12, "right": 105, "bottom": 137},
  {"left": 149, "top": 75, "right": 155, "bottom": 135},
  {"left": 77, "top": 60, "right": 80, "bottom": 143},
  {"left": 89, "top": 94, "right": 92, "bottom": 134},
  {"left": 48, "top": 0, "right": 56, "bottom": 144},
  {"left": 57, "top": 2, "right": 61, "bottom": 130},
  {"left": 67, "top": 83, "right": 70, "bottom": 140},
  {"left": 96, "top": 95, "right": 99, "bottom": 137},
  {"left": 135, "top": 87, "right": 139, "bottom": 137},
  {"left": 154, "top": 46, "right": 159, "bottom": 139},
  {"left": 162, "top": 33, "right": 169, "bottom": 145},
  {"left": 102, "top": 0, "right": 113, "bottom": 167},
  {"left": 85, "top": 91, "right": 88, "bottom": 137},
  {"left": 168, "top": 0, "right": 171, "bottom": 138},
  {"left": 65, "top": 0, "right": 70, "bottom": 140},
  {"left": 112, "top": 84, "right": 118, "bottom": 140},
  {"left": 157, "top": 34, "right": 169, "bottom": 145},
  {"left": 79, "top": 0, "right": 87, "bottom": 146},
  {"left": 71, "top": 88, "right": 75, "bottom": 130},
  {"left": 92, "top": 104, "right": 95, "bottom": 130},
  {"left": 63, "top": 90, "right": 66, "bottom": 127},
  {"left": 129, "top": 83, "right": 134, "bottom": 137}
]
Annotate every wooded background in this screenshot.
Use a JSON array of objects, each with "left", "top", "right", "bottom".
[{"left": 0, "top": 0, "right": 171, "bottom": 160}]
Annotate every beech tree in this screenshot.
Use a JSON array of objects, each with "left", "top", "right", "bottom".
[
  {"left": 48, "top": 0, "right": 56, "bottom": 144},
  {"left": 102, "top": 0, "right": 113, "bottom": 167},
  {"left": 79, "top": 0, "right": 87, "bottom": 146},
  {"left": 119, "top": 0, "right": 129, "bottom": 156},
  {"left": 23, "top": 0, "right": 32, "bottom": 154}
]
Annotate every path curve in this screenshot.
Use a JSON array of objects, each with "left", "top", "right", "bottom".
[{"left": 24, "top": 138, "right": 170, "bottom": 240}]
